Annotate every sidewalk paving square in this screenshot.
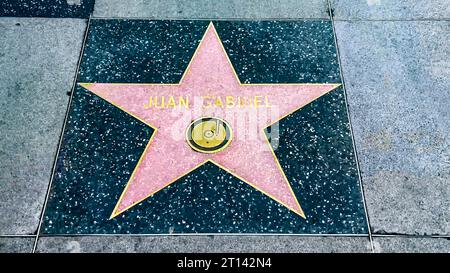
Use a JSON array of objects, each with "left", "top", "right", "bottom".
[
  {"left": 330, "top": 0, "right": 450, "bottom": 20},
  {"left": 36, "top": 235, "right": 371, "bottom": 253},
  {"left": 0, "top": 237, "right": 34, "bottom": 253},
  {"left": 372, "top": 237, "right": 450, "bottom": 253},
  {"left": 41, "top": 19, "right": 368, "bottom": 235},
  {"left": 0, "top": 18, "right": 87, "bottom": 235},
  {"left": 335, "top": 21, "right": 450, "bottom": 236},
  {"left": 1, "top": 0, "right": 94, "bottom": 18},
  {"left": 92, "top": 0, "right": 329, "bottom": 19}
]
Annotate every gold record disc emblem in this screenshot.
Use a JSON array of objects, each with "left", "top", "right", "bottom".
[{"left": 186, "top": 117, "right": 232, "bottom": 153}]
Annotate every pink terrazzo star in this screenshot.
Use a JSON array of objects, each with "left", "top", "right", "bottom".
[{"left": 80, "top": 22, "right": 340, "bottom": 219}]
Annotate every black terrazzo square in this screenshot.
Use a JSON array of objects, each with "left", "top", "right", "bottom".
[
  {"left": 0, "top": 0, "right": 94, "bottom": 18},
  {"left": 42, "top": 20, "right": 368, "bottom": 234}
]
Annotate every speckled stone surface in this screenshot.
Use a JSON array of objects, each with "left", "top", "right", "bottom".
[
  {"left": 335, "top": 21, "right": 450, "bottom": 236},
  {"left": 42, "top": 20, "right": 367, "bottom": 235},
  {"left": 0, "top": 0, "right": 94, "bottom": 18},
  {"left": 373, "top": 237, "right": 450, "bottom": 253},
  {"left": 0, "top": 237, "right": 34, "bottom": 253},
  {"left": 36, "top": 236, "right": 371, "bottom": 253},
  {"left": 0, "top": 18, "right": 86, "bottom": 235},
  {"left": 93, "top": 0, "right": 329, "bottom": 19},
  {"left": 330, "top": 0, "right": 450, "bottom": 20}
]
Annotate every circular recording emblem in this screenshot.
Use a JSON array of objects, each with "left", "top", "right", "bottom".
[{"left": 186, "top": 117, "right": 232, "bottom": 154}]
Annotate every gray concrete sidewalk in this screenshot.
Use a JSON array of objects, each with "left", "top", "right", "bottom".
[{"left": 0, "top": 0, "right": 449, "bottom": 253}]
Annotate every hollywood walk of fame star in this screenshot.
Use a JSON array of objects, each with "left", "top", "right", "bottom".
[{"left": 80, "top": 22, "right": 340, "bottom": 219}]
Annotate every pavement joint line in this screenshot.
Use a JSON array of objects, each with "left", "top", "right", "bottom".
[
  {"left": 332, "top": 18, "right": 450, "bottom": 22},
  {"left": 3, "top": 234, "right": 446, "bottom": 238},
  {"left": 31, "top": 16, "right": 93, "bottom": 254},
  {"left": 34, "top": 234, "right": 371, "bottom": 237},
  {"left": 0, "top": 235, "right": 36, "bottom": 238},
  {"left": 372, "top": 234, "right": 450, "bottom": 239},
  {"left": 1, "top": 17, "right": 448, "bottom": 22},
  {"left": 326, "top": 0, "right": 374, "bottom": 254},
  {"left": 88, "top": 17, "right": 332, "bottom": 21}
]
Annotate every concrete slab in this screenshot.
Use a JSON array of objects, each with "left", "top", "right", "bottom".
[
  {"left": 373, "top": 236, "right": 450, "bottom": 253},
  {"left": 0, "top": 18, "right": 86, "bottom": 235},
  {"left": 0, "top": 237, "right": 34, "bottom": 253},
  {"left": 0, "top": 0, "right": 94, "bottom": 18},
  {"left": 334, "top": 21, "right": 450, "bottom": 235},
  {"left": 330, "top": 0, "right": 450, "bottom": 20},
  {"left": 93, "top": 0, "right": 329, "bottom": 19},
  {"left": 36, "top": 236, "right": 371, "bottom": 253}
]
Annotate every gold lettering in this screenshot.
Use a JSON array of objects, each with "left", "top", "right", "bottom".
[
  {"left": 144, "top": 95, "right": 272, "bottom": 109},
  {"left": 254, "top": 96, "right": 262, "bottom": 108},
  {"left": 214, "top": 97, "right": 224, "bottom": 108},
  {"left": 179, "top": 96, "right": 189, "bottom": 109},
  {"left": 155, "top": 96, "right": 165, "bottom": 108},
  {"left": 166, "top": 96, "right": 176, "bottom": 108},
  {"left": 264, "top": 96, "right": 272, "bottom": 108},
  {"left": 144, "top": 96, "right": 190, "bottom": 109},
  {"left": 143, "top": 96, "right": 152, "bottom": 109},
  {"left": 226, "top": 96, "right": 235, "bottom": 108},
  {"left": 237, "top": 96, "right": 244, "bottom": 108}
]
